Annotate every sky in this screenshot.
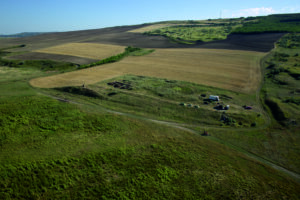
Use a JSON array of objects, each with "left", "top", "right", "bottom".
[{"left": 0, "top": 0, "right": 300, "bottom": 34}]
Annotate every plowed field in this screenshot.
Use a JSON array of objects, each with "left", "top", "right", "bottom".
[
  {"left": 30, "top": 48, "right": 265, "bottom": 93},
  {"left": 1, "top": 24, "right": 284, "bottom": 53}
]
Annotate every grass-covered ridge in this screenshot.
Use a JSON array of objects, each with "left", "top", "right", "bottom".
[
  {"left": 263, "top": 33, "right": 300, "bottom": 126},
  {"left": 144, "top": 13, "right": 300, "bottom": 44},
  {"left": 1, "top": 64, "right": 299, "bottom": 199},
  {"left": 144, "top": 18, "right": 244, "bottom": 44},
  {"left": 233, "top": 13, "right": 300, "bottom": 34},
  {"left": 145, "top": 25, "right": 235, "bottom": 44},
  {"left": 49, "top": 75, "right": 264, "bottom": 127},
  {"left": 207, "top": 33, "right": 300, "bottom": 174},
  {"left": 2, "top": 134, "right": 299, "bottom": 199}
]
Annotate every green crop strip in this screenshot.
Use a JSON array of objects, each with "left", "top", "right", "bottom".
[
  {"left": 78, "top": 46, "right": 154, "bottom": 69},
  {"left": 145, "top": 25, "right": 237, "bottom": 44},
  {"left": 144, "top": 14, "right": 300, "bottom": 45}
]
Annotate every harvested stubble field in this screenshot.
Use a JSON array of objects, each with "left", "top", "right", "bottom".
[
  {"left": 128, "top": 24, "right": 174, "bottom": 33},
  {"left": 34, "top": 43, "right": 125, "bottom": 60},
  {"left": 128, "top": 23, "right": 208, "bottom": 33},
  {"left": 31, "top": 48, "right": 265, "bottom": 93}
]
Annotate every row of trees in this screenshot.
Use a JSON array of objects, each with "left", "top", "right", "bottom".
[{"left": 79, "top": 46, "right": 141, "bottom": 69}]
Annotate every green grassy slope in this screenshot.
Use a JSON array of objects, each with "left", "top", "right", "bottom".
[
  {"left": 233, "top": 14, "right": 300, "bottom": 34},
  {"left": 205, "top": 33, "right": 300, "bottom": 174},
  {"left": 87, "top": 75, "right": 262, "bottom": 127},
  {"left": 0, "top": 52, "right": 299, "bottom": 198},
  {"left": 144, "top": 18, "right": 243, "bottom": 44},
  {"left": 145, "top": 25, "right": 235, "bottom": 44}
]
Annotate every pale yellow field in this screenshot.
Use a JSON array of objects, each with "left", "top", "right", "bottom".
[
  {"left": 128, "top": 23, "right": 208, "bottom": 33},
  {"left": 34, "top": 43, "right": 125, "bottom": 60},
  {"left": 128, "top": 24, "right": 176, "bottom": 33},
  {"left": 128, "top": 21, "right": 237, "bottom": 33},
  {"left": 30, "top": 48, "right": 265, "bottom": 93}
]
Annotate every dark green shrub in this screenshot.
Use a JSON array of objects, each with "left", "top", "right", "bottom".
[
  {"left": 55, "top": 87, "right": 103, "bottom": 99},
  {"left": 265, "top": 98, "right": 287, "bottom": 121},
  {"left": 125, "top": 46, "right": 141, "bottom": 52},
  {"left": 79, "top": 46, "right": 143, "bottom": 69}
]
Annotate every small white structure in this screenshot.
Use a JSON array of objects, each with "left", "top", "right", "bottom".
[{"left": 209, "top": 95, "right": 219, "bottom": 101}]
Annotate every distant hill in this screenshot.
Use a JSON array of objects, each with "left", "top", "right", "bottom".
[
  {"left": 0, "top": 32, "right": 53, "bottom": 38},
  {"left": 233, "top": 13, "right": 300, "bottom": 33},
  {"left": 0, "top": 13, "right": 299, "bottom": 52}
]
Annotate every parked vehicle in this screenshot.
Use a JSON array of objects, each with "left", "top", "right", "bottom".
[{"left": 209, "top": 95, "right": 219, "bottom": 101}]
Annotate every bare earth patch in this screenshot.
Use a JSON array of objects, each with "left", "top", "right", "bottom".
[
  {"left": 34, "top": 43, "right": 125, "bottom": 60},
  {"left": 30, "top": 48, "right": 265, "bottom": 93}
]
